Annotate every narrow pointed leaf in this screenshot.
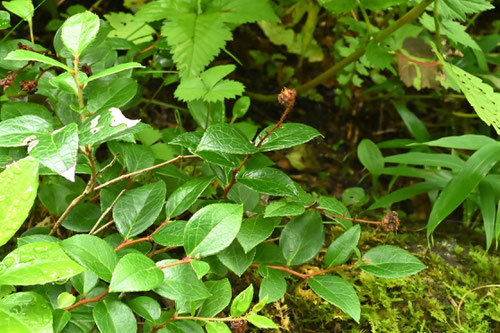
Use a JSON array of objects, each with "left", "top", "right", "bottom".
[
  {"left": 230, "top": 284, "right": 253, "bottom": 317},
  {"left": 5, "top": 50, "right": 71, "bottom": 71},
  {"left": 82, "top": 62, "right": 144, "bottom": 84}
]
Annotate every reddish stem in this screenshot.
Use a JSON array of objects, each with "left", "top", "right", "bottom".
[
  {"left": 157, "top": 256, "right": 192, "bottom": 270},
  {"left": 65, "top": 289, "right": 109, "bottom": 311},
  {"left": 114, "top": 220, "right": 170, "bottom": 251}
]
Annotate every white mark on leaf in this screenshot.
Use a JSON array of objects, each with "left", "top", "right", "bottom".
[
  {"left": 109, "top": 107, "right": 140, "bottom": 128},
  {"left": 22, "top": 135, "right": 37, "bottom": 146},
  {"left": 60, "top": 162, "right": 76, "bottom": 182},
  {"left": 27, "top": 140, "right": 40, "bottom": 153}
]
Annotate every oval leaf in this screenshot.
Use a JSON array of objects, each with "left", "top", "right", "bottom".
[
  {"left": 359, "top": 245, "right": 426, "bottom": 278},
  {"left": 324, "top": 225, "right": 360, "bottom": 268},
  {"left": 230, "top": 284, "right": 253, "bottom": 317},
  {"left": 257, "top": 123, "right": 322, "bottom": 152},
  {"left": 61, "top": 11, "right": 100, "bottom": 57},
  {"left": 238, "top": 168, "right": 298, "bottom": 197},
  {"left": 93, "top": 299, "right": 137, "bottom": 333},
  {"left": 164, "top": 176, "right": 213, "bottom": 219},
  {"left": 197, "top": 123, "right": 257, "bottom": 154},
  {"left": 0, "top": 292, "right": 52, "bottom": 333},
  {"left": 357, "top": 139, "right": 384, "bottom": 173},
  {"left": 247, "top": 314, "right": 278, "bottom": 329},
  {"left": 110, "top": 253, "right": 164, "bottom": 292}
]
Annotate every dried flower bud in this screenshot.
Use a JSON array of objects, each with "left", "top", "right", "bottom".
[
  {"left": 380, "top": 211, "right": 400, "bottom": 232},
  {"left": 20, "top": 80, "right": 38, "bottom": 94},
  {"left": 0, "top": 72, "right": 16, "bottom": 91},
  {"left": 278, "top": 87, "right": 296, "bottom": 107},
  {"left": 230, "top": 320, "right": 247, "bottom": 333},
  {"left": 80, "top": 64, "right": 93, "bottom": 76}
]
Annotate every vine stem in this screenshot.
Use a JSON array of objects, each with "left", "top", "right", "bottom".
[
  {"left": 247, "top": 0, "right": 434, "bottom": 102},
  {"left": 252, "top": 263, "right": 356, "bottom": 280},
  {"left": 114, "top": 219, "right": 170, "bottom": 251},
  {"left": 65, "top": 289, "right": 109, "bottom": 311}
]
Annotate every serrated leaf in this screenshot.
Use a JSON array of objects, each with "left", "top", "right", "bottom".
[
  {"left": 110, "top": 253, "right": 164, "bottom": 292},
  {"left": 184, "top": 203, "right": 243, "bottom": 257},
  {"left": 151, "top": 220, "right": 186, "bottom": 247},
  {"left": 164, "top": 176, "right": 213, "bottom": 219},
  {"left": 197, "top": 123, "right": 257, "bottom": 155},
  {"left": 81, "top": 62, "right": 144, "bottom": 84},
  {"left": 61, "top": 234, "right": 118, "bottom": 282},
  {"left": 161, "top": 12, "right": 232, "bottom": 78},
  {"left": 127, "top": 296, "right": 161, "bottom": 323},
  {"left": 1, "top": 102, "right": 53, "bottom": 125},
  {"left": 427, "top": 143, "right": 500, "bottom": 236},
  {"left": 365, "top": 42, "right": 394, "bottom": 69},
  {"left": 264, "top": 199, "right": 305, "bottom": 217},
  {"left": 230, "top": 284, "right": 253, "bottom": 317},
  {"left": 257, "top": 123, "right": 322, "bottom": 152},
  {"left": 438, "top": 0, "right": 494, "bottom": 21},
  {"left": 217, "top": 240, "right": 256, "bottom": 276},
  {"left": 0, "top": 241, "right": 85, "bottom": 285},
  {"left": 239, "top": 168, "right": 298, "bottom": 197},
  {"left": 93, "top": 300, "right": 137, "bottom": 333},
  {"left": 324, "top": 225, "right": 360, "bottom": 267},
  {"left": 280, "top": 211, "right": 324, "bottom": 265},
  {"left": 61, "top": 11, "right": 100, "bottom": 57},
  {"left": 308, "top": 275, "right": 360, "bottom": 323},
  {"left": 0, "top": 115, "right": 52, "bottom": 147},
  {"left": 236, "top": 216, "right": 281, "bottom": 253},
  {"left": 154, "top": 259, "right": 211, "bottom": 301},
  {"left": 0, "top": 292, "right": 52, "bottom": 333},
  {"left": 198, "top": 278, "right": 232, "bottom": 317},
  {"left": 113, "top": 182, "right": 166, "bottom": 239},
  {"left": 213, "top": 0, "right": 279, "bottom": 24},
  {"left": 359, "top": 245, "right": 426, "bottom": 278},
  {"left": 258, "top": 266, "right": 287, "bottom": 303},
  {"left": 28, "top": 123, "right": 78, "bottom": 182},
  {"left": 104, "top": 12, "right": 155, "bottom": 44},
  {"left": 87, "top": 78, "right": 137, "bottom": 113},
  {"left": 0, "top": 157, "right": 38, "bottom": 247}
]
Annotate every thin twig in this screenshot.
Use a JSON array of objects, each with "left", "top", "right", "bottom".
[
  {"left": 156, "top": 256, "right": 193, "bottom": 270},
  {"left": 65, "top": 289, "right": 109, "bottom": 311},
  {"left": 89, "top": 189, "right": 126, "bottom": 235},
  {"left": 97, "top": 153, "right": 119, "bottom": 176},
  {"left": 91, "top": 219, "right": 115, "bottom": 235},
  {"left": 114, "top": 219, "right": 170, "bottom": 251}
]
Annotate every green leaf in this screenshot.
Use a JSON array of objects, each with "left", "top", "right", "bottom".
[
  {"left": 427, "top": 143, "right": 500, "bottom": 236},
  {"left": 230, "top": 284, "right": 253, "bottom": 317},
  {"left": 161, "top": 12, "right": 232, "bottom": 77},
  {"left": 365, "top": 42, "right": 393, "bottom": 70},
  {"left": 384, "top": 152, "right": 464, "bottom": 170},
  {"left": 57, "top": 292, "right": 76, "bottom": 308},
  {"left": 206, "top": 322, "right": 231, "bottom": 333},
  {"left": 0, "top": 292, "right": 52, "bottom": 333},
  {"left": 2, "top": 0, "right": 33, "bottom": 21},
  {"left": 264, "top": 199, "right": 305, "bottom": 217},
  {"left": 236, "top": 216, "right": 281, "bottom": 253},
  {"left": 369, "top": 181, "right": 438, "bottom": 210},
  {"left": 81, "top": 62, "right": 144, "bottom": 84},
  {"left": 438, "top": 0, "right": 494, "bottom": 21},
  {"left": 258, "top": 266, "right": 287, "bottom": 303},
  {"left": 164, "top": 176, "right": 213, "bottom": 219},
  {"left": 232, "top": 96, "right": 250, "bottom": 120},
  {"left": 247, "top": 314, "right": 278, "bottom": 329},
  {"left": 317, "top": 196, "right": 352, "bottom": 228},
  {"left": 214, "top": 0, "right": 279, "bottom": 24},
  {"left": 198, "top": 278, "right": 232, "bottom": 317},
  {"left": 478, "top": 181, "right": 495, "bottom": 250},
  {"left": 28, "top": 123, "right": 78, "bottom": 182},
  {"left": 113, "top": 181, "right": 166, "bottom": 239},
  {"left": 0, "top": 157, "right": 38, "bottom": 247},
  {"left": 197, "top": 123, "right": 257, "bottom": 155},
  {"left": 342, "top": 187, "right": 369, "bottom": 206},
  {"left": 418, "top": 135, "right": 496, "bottom": 150},
  {"left": 61, "top": 234, "right": 118, "bottom": 282},
  {"left": 324, "top": 225, "right": 360, "bottom": 268},
  {"left": 0, "top": 241, "right": 85, "bottom": 285},
  {"left": 239, "top": 168, "right": 298, "bottom": 197},
  {"left": 87, "top": 78, "right": 138, "bottom": 113},
  {"left": 257, "top": 123, "right": 322, "bottom": 152},
  {"left": 71, "top": 270, "right": 99, "bottom": 296},
  {"left": 280, "top": 211, "right": 324, "bottom": 265},
  {"left": 1, "top": 102, "right": 53, "bottom": 125},
  {"left": 127, "top": 296, "right": 161, "bottom": 323},
  {"left": 184, "top": 203, "right": 243, "bottom": 257},
  {"left": 359, "top": 245, "right": 426, "bottom": 278},
  {"left": 393, "top": 101, "right": 430, "bottom": 141},
  {"left": 61, "top": 11, "right": 100, "bottom": 57},
  {"left": 108, "top": 141, "right": 155, "bottom": 173},
  {"left": 154, "top": 259, "right": 211, "bottom": 301},
  {"left": 50, "top": 71, "right": 87, "bottom": 95},
  {"left": 151, "top": 220, "right": 186, "bottom": 247},
  {"left": 5, "top": 49, "right": 71, "bottom": 71},
  {"left": 52, "top": 308, "right": 71, "bottom": 333},
  {"left": 93, "top": 299, "right": 137, "bottom": 333},
  {"left": 110, "top": 253, "right": 164, "bottom": 292},
  {"left": 0, "top": 115, "right": 52, "bottom": 147},
  {"left": 357, "top": 139, "right": 384, "bottom": 174},
  {"left": 79, "top": 107, "right": 142, "bottom": 146},
  {"left": 0, "top": 10, "right": 9, "bottom": 29},
  {"left": 191, "top": 260, "right": 210, "bottom": 279},
  {"left": 217, "top": 240, "right": 256, "bottom": 276},
  {"left": 308, "top": 275, "right": 360, "bottom": 323}
]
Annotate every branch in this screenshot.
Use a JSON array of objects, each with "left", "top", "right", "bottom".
[
  {"left": 65, "top": 289, "right": 109, "bottom": 311},
  {"left": 114, "top": 219, "right": 170, "bottom": 251}
]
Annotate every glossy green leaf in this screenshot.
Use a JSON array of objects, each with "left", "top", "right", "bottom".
[
  {"left": 258, "top": 266, "right": 287, "bottom": 303},
  {"left": 236, "top": 216, "right": 281, "bottom": 253},
  {"left": 308, "top": 275, "right": 360, "bottom": 323},
  {"left": 359, "top": 245, "right": 426, "bottom": 278},
  {"left": 49, "top": 71, "right": 87, "bottom": 95},
  {"left": 230, "top": 284, "right": 253, "bottom": 317},
  {"left": 5, "top": 50, "right": 71, "bottom": 71},
  {"left": 0, "top": 10, "right": 9, "bottom": 29},
  {"left": 108, "top": 141, "right": 155, "bottom": 172},
  {"left": 0, "top": 241, "right": 85, "bottom": 285},
  {"left": 239, "top": 168, "right": 298, "bottom": 197},
  {"left": 217, "top": 240, "right": 256, "bottom": 276},
  {"left": 52, "top": 308, "right": 71, "bottom": 333},
  {"left": 264, "top": 199, "right": 305, "bottom": 217},
  {"left": 198, "top": 278, "right": 232, "bottom": 317},
  {"left": 197, "top": 123, "right": 258, "bottom": 154},
  {"left": 28, "top": 123, "right": 78, "bottom": 182},
  {"left": 57, "top": 292, "right": 76, "bottom": 308},
  {"left": 324, "top": 225, "right": 360, "bottom": 268},
  {"left": 87, "top": 78, "right": 138, "bottom": 113},
  {"left": 191, "top": 260, "right": 210, "bottom": 279},
  {"left": 113, "top": 181, "right": 166, "bottom": 239},
  {"left": 0, "top": 115, "right": 52, "bottom": 147},
  {"left": 165, "top": 176, "right": 213, "bottom": 219},
  {"left": 280, "top": 211, "right": 324, "bottom": 265},
  {"left": 1, "top": 102, "right": 53, "bottom": 125},
  {"left": 127, "top": 296, "right": 161, "bottom": 323},
  {"left": 0, "top": 157, "right": 38, "bottom": 247},
  {"left": 393, "top": 101, "right": 430, "bottom": 141},
  {"left": 254, "top": 243, "right": 287, "bottom": 266},
  {"left": 478, "top": 181, "right": 495, "bottom": 250},
  {"left": 232, "top": 96, "right": 250, "bottom": 120},
  {"left": 79, "top": 107, "right": 142, "bottom": 146},
  {"left": 0, "top": 292, "right": 52, "bottom": 333},
  {"left": 419, "top": 134, "right": 496, "bottom": 150},
  {"left": 257, "top": 123, "right": 322, "bottom": 152},
  {"left": 61, "top": 234, "right": 118, "bottom": 282},
  {"left": 151, "top": 220, "right": 186, "bottom": 246},
  {"left": 61, "top": 203, "right": 101, "bottom": 232},
  {"left": 70, "top": 270, "right": 99, "bottom": 296},
  {"left": 82, "top": 62, "right": 144, "bottom": 84},
  {"left": 357, "top": 139, "right": 384, "bottom": 173},
  {"left": 247, "top": 314, "right": 278, "bottom": 329},
  {"left": 184, "top": 203, "right": 243, "bottom": 257},
  {"left": 317, "top": 196, "right": 352, "bottom": 228},
  {"left": 206, "top": 322, "right": 231, "bottom": 333},
  {"left": 61, "top": 11, "right": 100, "bottom": 57},
  {"left": 384, "top": 152, "right": 464, "bottom": 170},
  {"left": 154, "top": 259, "right": 211, "bottom": 301},
  {"left": 93, "top": 299, "right": 137, "bottom": 333},
  {"left": 2, "top": 0, "right": 33, "bottom": 21},
  {"left": 110, "top": 253, "right": 163, "bottom": 292},
  {"left": 427, "top": 143, "right": 500, "bottom": 236}
]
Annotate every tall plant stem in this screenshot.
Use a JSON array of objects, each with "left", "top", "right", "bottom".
[{"left": 247, "top": 0, "right": 434, "bottom": 102}]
